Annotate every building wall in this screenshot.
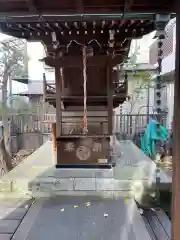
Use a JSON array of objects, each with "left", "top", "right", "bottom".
[
  {"left": 129, "top": 32, "right": 155, "bottom": 64},
  {"left": 166, "top": 83, "right": 174, "bottom": 129},
  {"left": 27, "top": 42, "right": 55, "bottom": 81},
  {"left": 115, "top": 76, "right": 154, "bottom": 115},
  {"left": 115, "top": 33, "right": 155, "bottom": 116}
]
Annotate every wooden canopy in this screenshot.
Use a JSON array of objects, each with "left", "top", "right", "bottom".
[
  {"left": 0, "top": 0, "right": 175, "bottom": 16},
  {"left": 0, "top": 16, "right": 170, "bottom": 65},
  {"left": 0, "top": 0, "right": 174, "bottom": 66}
]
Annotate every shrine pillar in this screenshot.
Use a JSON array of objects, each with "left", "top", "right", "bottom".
[
  {"left": 107, "top": 64, "right": 113, "bottom": 135},
  {"left": 55, "top": 65, "right": 62, "bottom": 164}
]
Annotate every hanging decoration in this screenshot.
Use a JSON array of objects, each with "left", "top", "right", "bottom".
[
  {"left": 156, "top": 33, "right": 164, "bottom": 120},
  {"left": 82, "top": 45, "right": 88, "bottom": 135},
  {"left": 66, "top": 39, "right": 102, "bottom": 136}
]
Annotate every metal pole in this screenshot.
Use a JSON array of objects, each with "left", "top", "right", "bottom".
[
  {"left": 171, "top": 5, "right": 180, "bottom": 239},
  {"left": 147, "top": 84, "right": 150, "bottom": 124}
]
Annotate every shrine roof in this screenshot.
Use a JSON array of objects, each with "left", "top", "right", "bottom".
[
  {"left": 0, "top": 0, "right": 174, "bottom": 17},
  {"left": 0, "top": 0, "right": 174, "bottom": 68},
  {"left": 0, "top": 0, "right": 174, "bottom": 50},
  {"left": 0, "top": 16, "right": 160, "bottom": 60}
]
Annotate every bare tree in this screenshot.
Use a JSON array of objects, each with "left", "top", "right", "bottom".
[
  {"left": 0, "top": 37, "right": 28, "bottom": 171},
  {"left": 124, "top": 53, "right": 153, "bottom": 114},
  {"left": 127, "top": 77, "right": 150, "bottom": 114}
]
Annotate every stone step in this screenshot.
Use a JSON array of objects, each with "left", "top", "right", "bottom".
[
  {"left": 50, "top": 168, "right": 114, "bottom": 178},
  {"left": 32, "top": 190, "right": 134, "bottom": 199},
  {"left": 0, "top": 169, "right": 113, "bottom": 194},
  {"left": 29, "top": 177, "right": 131, "bottom": 191},
  {"left": 28, "top": 177, "right": 150, "bottom": 200}
]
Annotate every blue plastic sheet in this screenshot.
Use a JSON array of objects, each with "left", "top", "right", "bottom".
[{"left": 140, "top": 119, "right": 169, "bottom": 158}]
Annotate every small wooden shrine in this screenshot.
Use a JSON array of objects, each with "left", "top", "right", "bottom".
[{"left": 0, "top": 0, "right": 174, "bottom": 166}]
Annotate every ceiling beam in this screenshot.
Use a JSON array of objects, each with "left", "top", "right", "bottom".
[
  {"left": 0, "top": 13, "right": 175, "bottom": 23},
  {"left": 26, "top": 0, "right": 39, "bottom": 15},
  {"left": 76, "top": 0, "right": 83, "bottom": 13},
  {"left": 42, "top": 55, "right": 123, "bottom": 68}
]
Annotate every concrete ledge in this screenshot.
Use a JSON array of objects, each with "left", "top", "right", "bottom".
[
  {"left": 96, "top": 179, "right": 131, "bottom": 191},
  {"left": 52, "top": 179, "right": 74, "bottom": 191},
  {"left": 32, "top": 190, "right": 133, "bottom": 199},
  {"left": 53, "top": 168, "right": 113, "bottom": 178},
  {"left": 74, "top": 178, "right": 96, "bottom": 191},
  {"left": 29, "top": 177, "right": 137, "bottom": 193},
  {"left": 29, "top": 178, "right": 74, "bottom": 191},
  {"left": 28, "top": 178, "right": 53, "bottom": 191},
  {"left": 0, "top": 181, "right": 13, "bottom": 193}
]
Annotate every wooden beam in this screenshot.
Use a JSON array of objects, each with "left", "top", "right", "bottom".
[
  {"left": 42, "top": 73, "right": 46, "bottom": 102},
  {"left": 44, "top": 55, "right": 107, "bottom": 67},
  {"left": 43, "top": 27, "right": 151, "bottom": 43},
  {"left": 0, "top": 5, "right": 174, "bottom": 17},
  {"left": 171, "top": 2, "right": 180, "bottom": 239},
  {"left": 1, "top": 21, "right": 153, "bottom": 43},
  {"left": 55, "top": 66, "right": 62, "bottom": 137},
  {"left": 107, "top": 62, "right": 113, "bottom": 135},
  {"left": 26, "top": 0, "right": 39, "bottom": 14},
  {"left": 52, "top": 122, "right": 56, "bottom": 153},
  {"left": 43, "top": 55, "right": 123, "bottom": 68},
  {"left": 76, "top": 0, "right": 83, "bottom": 13}
]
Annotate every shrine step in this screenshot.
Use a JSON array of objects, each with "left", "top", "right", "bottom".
[
  {"left": 52, "top": 168, "right": 114, "bottom": 178},
  {"left": 55, "top": 164, "right": 115, "bottom": 169},
  {"left": 28, "top": 177, "right": 147, "bottom": 199}
]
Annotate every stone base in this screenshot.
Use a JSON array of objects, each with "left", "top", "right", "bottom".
[
  {"left": 55, "top": 164, "right": 114, "bottom": 169},
  {"left": 28, "top": 177, "right": 150, "bottom": 200},
  {"left": 32, "top": 190, "right": 133, "bottom": 199},
  {"left": 53, "top": 168, "right": 114, "bottom": 178}
]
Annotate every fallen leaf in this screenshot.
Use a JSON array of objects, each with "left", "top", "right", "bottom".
[
  {"left": 85, "top": 202, "right": 91, "bottom": 207},
  {"left": 124, "top": 198, "right": 129, "bottom": 204}
]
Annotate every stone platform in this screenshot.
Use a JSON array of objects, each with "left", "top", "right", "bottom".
[
  {"left": 0, "top": 140, "right": 172, "bottom": 199},
  {"left": 0, "top": 141, "right": 172, "bottom": 240}
]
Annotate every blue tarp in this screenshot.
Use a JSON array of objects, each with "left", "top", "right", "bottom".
[{"left": 140, "top": 119, "right": 169, "bottom": 158}]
